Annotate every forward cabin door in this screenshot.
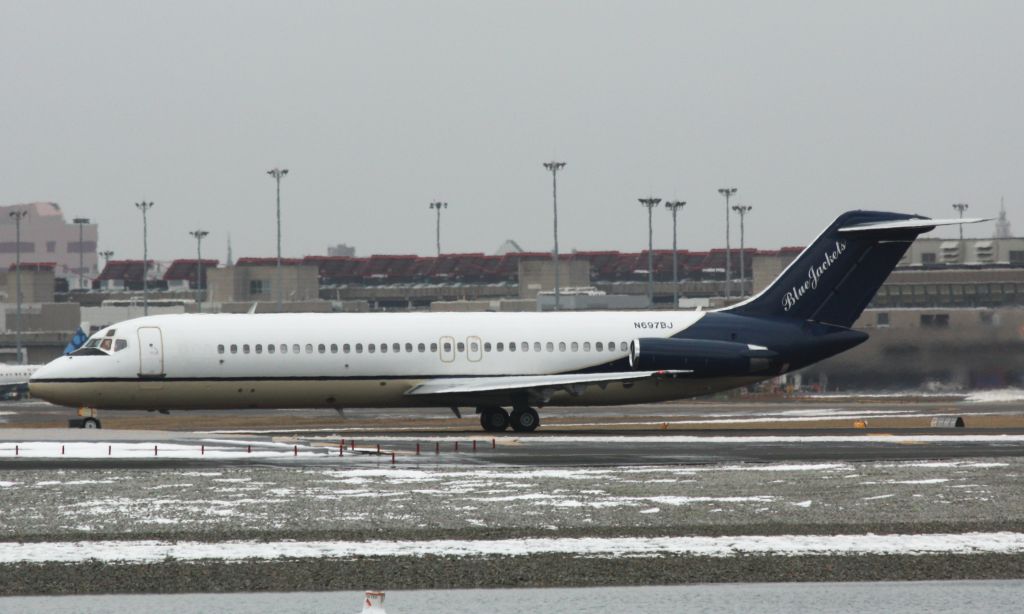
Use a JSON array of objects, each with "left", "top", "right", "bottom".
[{"left": 137, "top": 327, "right": 165, "bottom": 377}]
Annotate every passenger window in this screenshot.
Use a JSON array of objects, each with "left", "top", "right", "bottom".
[
  {"left": 356, "top": 343, "right": 364, "bottom": 353},
  {"left": 381, "top": 343, "right": 388, "bottom": 354},
  {"left": 305, "top": 344, "right": 313, "bottom": 354},
  {"left": 496, "top": 342, "right": 504, "bottom": 352},
  {"left": 243, "top": 344, "right": 250, "bottom": 354},
  {"left": 405, "top": 343, "right": 413, "bottom": 352},
  {"left": 268, "top": 344, "right": 276, "bottom": 354},
  {"left": 100, "top": 339, "right": 112, "bottom": 351},
  {"left": 392, "top": 343, "right": 400, "bottom": 353},
  {"left": 368, "top": 344, "right": 376, "bottom": 354},
  {"left": 281, "top": 344, "right": 288, "bottom": 354},
  {"left": 596, "top": 342, "right": 603, "bottom": 351},
  {"left": 293, "top": 344, "right": 301, "bottom": 354},
  {"left": 418, "top": 343, "right": 426, "bottom": 352},
  {"left": 620, "top": 342, "right": 628, "bottom": 352},
  {"left": 318, "top": 344, "right": 326, "bottom": 354},
  {"left": 218, "top": 343, "right": 226, "bottom": 354},
  {"left": 558, "top": 342, "right": 566, "bottom": 352},
  {"left": 509, "top": 342, "right": 516, "bottom": 352},
  {"left": 331, "top": 344, "right": 338, "bottom": 353},
  {"left": 470, "top": 342, "right": 479, "bottom": 353},
  {"left": 443, "top": 342, "right": 452, "bottom": 352},
  {"left": 230, "top": 344, "right": 238, "bottom": 354},
  {"left": 582, "top": 342, "right": 590, "bottom": 351},
  {"left": 533, "top": 342, "right": 541, "bottom": 352},
  {"left": 115, "top": 339, "right": 128, "bottom": 352},
  {"left": 609, "top": 341, "right": 616, "bottom": 351},
  {"left": 484, "top": 342, "right": 491, "bottom": 352},
  {"left": 344, "top": 344, "right": 351, "bottom": 353},
  {"left": 255, "top": 344, "right": 263, "bottom": 354},
  {"left": 431, "top": 342, "right": 438, "bottom": 352},
  {"left": 457, "top": 342, "right": 465, "bottom": 352},
  {"left": 543, "top": 342, "right": 551, "bottom": 352}
]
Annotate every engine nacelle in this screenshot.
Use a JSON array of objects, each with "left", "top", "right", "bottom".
[{"left": 628, "top": 337, "right": 778, "bottom": 375}]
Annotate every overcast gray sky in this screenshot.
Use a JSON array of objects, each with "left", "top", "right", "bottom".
[{"left": 1, "top": 1, "right": 1020, "bottom": 262}]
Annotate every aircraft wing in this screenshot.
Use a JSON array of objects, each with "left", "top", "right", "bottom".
[{"left": 405, "top": 370, "right": 689, "bottom": 398}]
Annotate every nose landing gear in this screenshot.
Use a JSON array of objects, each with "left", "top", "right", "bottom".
[{"left": 69, "top": 407, "right": 102, "bottom": 429}]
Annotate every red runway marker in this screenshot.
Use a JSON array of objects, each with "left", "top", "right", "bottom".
[
  {"left": 472, "top": 440, "right": 477, "bottom": 452},
  {"left": 391, "top": 452, "right": 395, "bottom": 465},
  {"left": 201, "top": 444, "right": 205, "bottom": 456},
  {"left": 293, "top": 445, "right": 298, "bottom": 456},
  {"left": 339, "top": 446, "right": 343, "bottom": 457},
  {"left": 351, "top": 440, "right": 355, "bottom": 451},
  {"left": 454, "top": 441, "right": 459, "bottom": 452},
  {"left": 492, "top": 438, "right": 496, "bottom": 449},
  {"left": 435, "top": 442, "right": 439, "bottom": 455},
  {"left": 247, "top": 445, "right": 252, "bottom": 454},
  {"left": 376, "top": 444, "right": 381, "bottom": 454},
  {"left": 416, "top": 443, "right": 420, "bottom": 456}
]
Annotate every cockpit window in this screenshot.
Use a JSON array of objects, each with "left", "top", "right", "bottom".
[
  {"left": 114, "top": 339, "right": 128, "bottom": 352},
  {"left": 100, "top": 339, "right": 112, "bottom": 351},
  {"left": 105, "top": 329, "right": 116, "bottom": 337},
  {"left": 86, "top": 339, "right": 101, "bottom": 348},
  {"left": 71, "top": 347, "right": 109, "bottom": 357}
]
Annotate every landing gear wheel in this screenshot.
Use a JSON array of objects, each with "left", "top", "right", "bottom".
[
  {"left": 82, "top": 417, "right": 101, "bottom": 429},
  {"left": 479, "top": 407, "right": 510, "bottom": 432},
  {"left": 510, "top": 408, "right": 540, "bottom": 433}
]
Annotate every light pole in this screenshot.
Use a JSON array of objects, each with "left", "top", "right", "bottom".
[
  {"left": 99, "top": 250, "right": 114, "bottom": 267},
  {"left": 72, "top": 217, "right": 90, "bottom": 290},
  {"left": 639, "top": 197, "right": 662, "bottom": 306},
  {"left": 717, "top": 188, "right": 738, "bottom": 299},
  {"left": 267, "top": 168, "right": 289, "bottom": 312},
  {"left": 189, "top": 230, "right": 209, "bottom": 312},
  {"left": 9, "top": 210, "right": 26, "bottom": 364},
  {"left": 542, "top": 161, "right": 566, "bottom": 310},
  {"left": 952, "top": 203, "right": 969, "bottom": 241},
  {"left": 664, "top": 201, "right": 686, "bottom": 307},
  {"left": 732, "top": 204, "right": 752, "bottom": 296},
  {"left": 135, "top": 202, "right": 154, "bottom": 316},
  {"left": 429, "top": 201, "right": 447, "bottom": 256}
]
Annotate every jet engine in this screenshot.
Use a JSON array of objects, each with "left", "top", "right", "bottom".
[{"left": 628, "top": 337, "right": 778, "bottom": 375}]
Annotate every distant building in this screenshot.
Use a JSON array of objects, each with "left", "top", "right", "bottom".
[
  {"left": 0, "top": 202, "right": 98, "bottom": 286},
  {"left": 995, "top": 200, "right": 1013, "bottom": 239},
  {"left": 328, "top": 244, "right": 356, "bottom": 257},
  {"left": 206, "top": 258, "right": 320, "bottom": 305}
]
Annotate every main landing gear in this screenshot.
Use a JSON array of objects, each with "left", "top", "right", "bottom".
[{"left": 477, "top": 405, "right": 540, "bottom": 433}]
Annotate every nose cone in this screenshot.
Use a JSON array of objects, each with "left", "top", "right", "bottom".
[{"left": 28, "top": 356, "right": 78, "bottom": 407}]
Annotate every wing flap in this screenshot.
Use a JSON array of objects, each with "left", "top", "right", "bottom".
[{"left": 405, "top": 370, "right": 689, "bottom": 397}]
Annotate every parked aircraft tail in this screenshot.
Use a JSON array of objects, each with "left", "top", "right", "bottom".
[{"left": 723, "top": 210, "right": 984, "bottom": 328}]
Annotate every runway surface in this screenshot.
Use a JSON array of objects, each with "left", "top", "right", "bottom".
[{"left": 2, "top": 393, "right": 1024, "bottom": 467}]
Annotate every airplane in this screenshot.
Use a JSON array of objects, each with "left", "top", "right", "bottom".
[
  {"left": 0, "top": 363, "right": 42, "bottom": 399},
  {"left": 0, "top": 327, "right": 87, "bottom": 399},
  {"left": 29, "top": 210, "right": 982, "bottom": 431}
]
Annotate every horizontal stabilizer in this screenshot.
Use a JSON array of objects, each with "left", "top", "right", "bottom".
[
  {"left": 405, "top": 370, "right": 689, "bottom": 396},
  {"left": 838, "top": 217, "right": 989, "bottom": 233}
]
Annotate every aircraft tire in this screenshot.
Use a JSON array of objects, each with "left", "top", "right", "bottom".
[
  {"left": 509, "top": 407, "right": 539, "bottom": 433},
  {"left": 82, "top": 418, "right": 102, "bottom": 429},
  {"left": 479, "top": 407, "right": 510, "bottom": 432}
]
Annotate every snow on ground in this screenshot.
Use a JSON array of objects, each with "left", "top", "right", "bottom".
[
  {"left": 966, "top": 389, "right": 1024, "bottom": 403},
  {"left": 2, "top": 533, "right": 1023, "bottom": 564}
]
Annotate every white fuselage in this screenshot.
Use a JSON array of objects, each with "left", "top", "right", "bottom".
[
  {"left": 0, "top": 364, "right": 41, "bottom": 389},
  {"left": 29, "top": 311, "right": 758, "bottom": 411}
]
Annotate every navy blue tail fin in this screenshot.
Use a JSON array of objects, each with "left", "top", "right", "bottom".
[{"left": 724, "top": 210, "right": 936, "bottom": 328}]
